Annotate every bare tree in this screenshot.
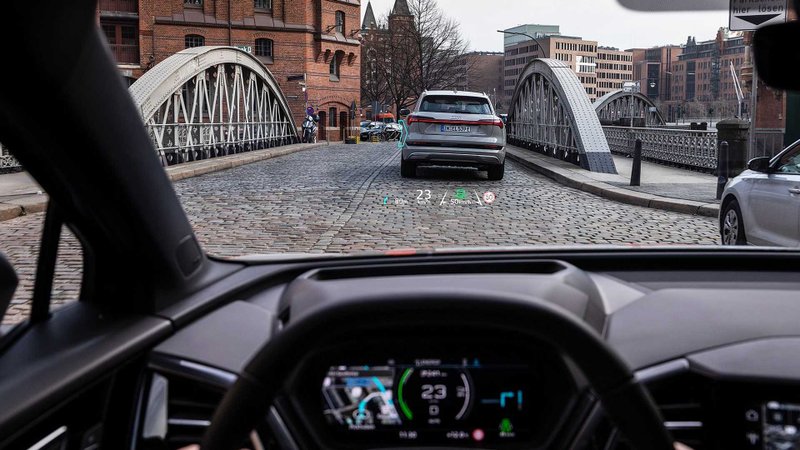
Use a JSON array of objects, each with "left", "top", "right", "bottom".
[
  {"left": 360, "top": 0, "right": 471, "bottom": 115},
  {"left": 406, "top": 0, "right": 471, "bottom": 93}
]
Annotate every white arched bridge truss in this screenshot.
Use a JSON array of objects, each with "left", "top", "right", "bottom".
[
  {"left": 507, "top": 59, "right": 617, "bottom": 174},
  {"left": 594, "top": 90, "right": 666, "bottom": 127},
  {"left": 129, "top": 46, "right": 298, "bottom": 166}
]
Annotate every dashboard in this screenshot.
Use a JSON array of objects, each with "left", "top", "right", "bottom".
[{"left": 139, "top": 254, "right": 800, "bottom": 450}]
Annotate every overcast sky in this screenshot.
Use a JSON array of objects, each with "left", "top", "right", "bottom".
[{"left": 362, "top": 0, "right": 731, "bottom": 51}]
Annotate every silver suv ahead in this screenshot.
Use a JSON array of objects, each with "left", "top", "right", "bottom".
[{"left": 401, "top": 91, "right": 506, "bottom": 180}]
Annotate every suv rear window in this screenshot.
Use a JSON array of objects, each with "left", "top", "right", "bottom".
[{"left": 420, "top": 96, "right": 492, "bottom": 114}]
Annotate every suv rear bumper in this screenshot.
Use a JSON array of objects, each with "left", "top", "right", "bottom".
[{"left": 402, "top": 146, "right": 505, "bottom": 166}]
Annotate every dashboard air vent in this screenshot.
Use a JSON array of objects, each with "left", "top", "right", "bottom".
[
  {"left": 139, "top": 370, "right": 268, "bottom": 450},
  {"left": 163, "top": 373, "right": 225, "bottom": 449},
  {"left": 589, "top": 373, "right": 709, "bottom": 450}
]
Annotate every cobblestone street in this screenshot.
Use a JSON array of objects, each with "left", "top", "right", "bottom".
[{"left": 1, "top": 143, "right": 719, "bottom": 324}]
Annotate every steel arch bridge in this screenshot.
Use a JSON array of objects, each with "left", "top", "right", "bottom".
[
  {"left": 129, "top": 46, "right": 298, "bottom": 166},
  {"left": 593, "top": 90, "right": 666, "bottom": 127},
  {"left": 507, "top": 59, "right": 617, "bottom": 174}
]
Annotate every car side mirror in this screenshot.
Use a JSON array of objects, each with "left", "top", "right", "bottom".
[
  {"left": 399, "top": 108, "right": 411, "bottom": 117},
  {"left": 747, "top": 156, "right": 772, "bottom": 173}
]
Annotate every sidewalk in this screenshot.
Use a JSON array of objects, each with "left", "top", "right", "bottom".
[
  {"left": 0, "top": 142, "right": 326, "bottom": 222},
  {"left": 0, "top": 172, "right": 46, "bottom": 221},
  {"left": 506, "top": 145, "right": 720, "bottom": 217}
]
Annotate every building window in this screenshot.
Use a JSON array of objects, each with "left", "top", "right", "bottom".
[
  {"left": 254, "top": 0, "right": 272, "bottom": 10},
  {"left": 184, "top": 0, "right": 202, "bottom": 6},
  {"left": 329, "top": 107, "right": 337, "bottom": 127},
  {"left": 101, "top": 21, "right": 139, "bottom": 64},
  {"left": 255, "top": 38, "right": 273, "bottom": 60},
  {"left": 185, "top": 34, "right": 205, "bottom": 48},
  {"left": 329, "top": 52, "right": 342, "bottom": 81},
  {"left": 335, "top": 11, "right": 345, "bottom": 34}
]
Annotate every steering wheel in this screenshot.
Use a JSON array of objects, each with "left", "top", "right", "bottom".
[{"left": 201, "top": 289, "right": 674, "bottom": 450}]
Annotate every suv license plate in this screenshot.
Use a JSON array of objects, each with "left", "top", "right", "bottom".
[{"left": 441, "top": 125, "right": 471, "bottom": 133}]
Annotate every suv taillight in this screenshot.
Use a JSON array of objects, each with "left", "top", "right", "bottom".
[{"left": 482, "top": 118, "right": 504, "bottom": 129}]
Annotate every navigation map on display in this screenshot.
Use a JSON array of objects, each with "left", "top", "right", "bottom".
[{"left": 323, "top": 366, "right": 402, "bottom": 430}]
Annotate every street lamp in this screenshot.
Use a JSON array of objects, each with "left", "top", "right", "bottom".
[{"left": 497, "top": 30, "right": 546, "bottom": 57}]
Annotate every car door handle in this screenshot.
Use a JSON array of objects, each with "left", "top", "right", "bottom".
[{"left": 789, "top": 188, "right": 800, "bottom": 195}]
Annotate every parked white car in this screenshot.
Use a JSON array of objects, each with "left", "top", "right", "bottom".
[{"left": 720, "top": 139, "right": 800, "bottom": 246}]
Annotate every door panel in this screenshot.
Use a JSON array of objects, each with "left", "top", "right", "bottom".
[
  {"left": 748, "top": 175, "right": 800, "bottom": 246},
  {"left": 748, "top": 145, "right": 800, "bottom": 246},
  {"left": 0, "top": 303, "right": 170, "bottom": 446}
]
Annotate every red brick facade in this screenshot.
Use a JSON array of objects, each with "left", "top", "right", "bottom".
[{"left": 98, "top": 0, "right": 361, "bottom": 141}]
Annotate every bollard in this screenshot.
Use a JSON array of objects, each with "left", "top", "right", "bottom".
[
  {"left": 716, "top": 141, "right": 729, "bottom": 200},
  {"left": 630, "top": 138, "right": 642, "bottom": 187},
  {"left": 716, "top": 119, "right": 750, "bottom": 178}
]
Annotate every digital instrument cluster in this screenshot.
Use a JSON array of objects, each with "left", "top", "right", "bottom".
[{"left": 321, "top": 358, "right": 536, "bottom": 445}]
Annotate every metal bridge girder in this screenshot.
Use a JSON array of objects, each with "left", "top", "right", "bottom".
[
  {"left": 129, "top": 46, "right": 298, "bottom": 166},
  {"left": 593, "top": 90, "right": 666, "bottom": 127},
  {"left": 507, "top": 59, "right": 617, "bottom": 174}
]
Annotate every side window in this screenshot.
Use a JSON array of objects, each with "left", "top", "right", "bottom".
[
  {"left": 329, "top": 108, "right": 337, "bottom": 127},
  {"left": 0, "top": 148, "right": 83, "bottom": 333},
  {"left": 335, "top": 11, "right": 345, "bottom": 34},
  {"left": 255, "top": 38, "right": 273, "bottom": 63},
  {"left": 776, "top": 146, "right": 800, "bottom": 174},
  {"left": 1, "top": 217, "right": 84, "bottom": 331},
  {"left": 329, "top": 52, "right": 341, "bottom": 80},
  {"left": 254, "top": 0, "right": 272, "bottom": 11},
  {"left": 185, "top": 34, "right": 205, "bottom": 49}
]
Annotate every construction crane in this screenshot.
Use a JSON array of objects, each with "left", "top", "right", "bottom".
[{"left": 730, "top": 62, "right": 745, "bottom": 119}]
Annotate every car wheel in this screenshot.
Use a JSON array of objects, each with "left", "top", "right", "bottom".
[
  {"left": 721, "top": 199, "right": 747, "bottom": 245},
  {"left": 487, "top": 163, "right": 505, "bottom": 181},
  {"left": 401, "top": 158, "right": 416, "bottom": 178}
]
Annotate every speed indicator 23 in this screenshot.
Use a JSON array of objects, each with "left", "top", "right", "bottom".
[{"left": 395, "top": 366, "right": 473, "bottom": 425}]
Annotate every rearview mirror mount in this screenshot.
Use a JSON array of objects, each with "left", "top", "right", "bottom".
[{"left": 754, "top": 22, "right": 800, "bottom": 91}]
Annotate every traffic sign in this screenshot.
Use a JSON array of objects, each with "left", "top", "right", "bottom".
[{"left": 730, "top": 0, "right": 787, "bottom": 30}]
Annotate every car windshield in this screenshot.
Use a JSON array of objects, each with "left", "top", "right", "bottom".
[
  {"left": 1, "top": 0, "right": 798, "bottom": 326},
  {"left": 420, "top": 96, "right": 493, "bottom": 114}
]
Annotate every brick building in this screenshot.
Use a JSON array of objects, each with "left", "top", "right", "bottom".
[
  {"left": 504, "top": 34, "right": 616, "bottom": 104},
  {"left": 668, "top": 29, "right": 747, "bottom": 120},
  {"left": 628, "top": 45, "right": 682, "bottom": 104},
  {"left": 97, "top": 0, "right": 362, "bottom": 141},
  {"left": 454, "top": 52, "right": 504, "bottom": 111},
  {"left": 595, "top": 47, "right": 634, "bottom": 98}
]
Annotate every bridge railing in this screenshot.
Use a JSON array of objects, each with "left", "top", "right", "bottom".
[
  {"left": 602, "top": 126, "right": 718, "bottom": 171},
  {"left": 751, "top": 128, "right": 785, "bottom": 160},
  {"left": 147, "top": 119, "right": 296, "bottom": 165},
  {"left": 0, "top": 142, "right": 21, "bottom": 171}
]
